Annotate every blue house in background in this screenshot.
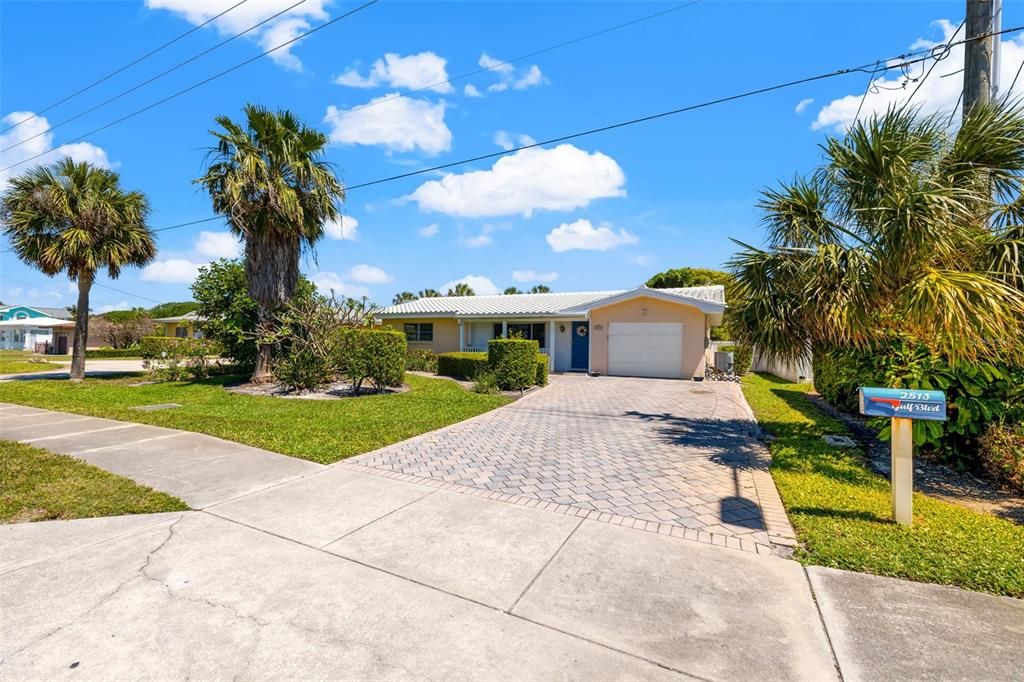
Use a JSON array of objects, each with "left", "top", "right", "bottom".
[{"left": 0, "top": 305, "right": 72, "bottom": 321}]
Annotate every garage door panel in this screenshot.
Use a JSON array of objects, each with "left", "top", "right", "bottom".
[{"left": 608, "top": 322, "right": 683, "bottom": 379}]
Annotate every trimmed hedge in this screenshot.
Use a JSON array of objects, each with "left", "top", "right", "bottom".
[
  {"left": 488, "top": 338, "right": 538, "bottom": 391},
  {"left": 406, "top": 348, "right": 438, "bottom": 372},
  {"left": 437, "top": 352, "right": 489, "bottom": 380},
  {"left": 535, "top": 355, "right": 549, "bottom": 386},
  {"left": 86, "top": 347, "right": 143, "bottom": 359}
]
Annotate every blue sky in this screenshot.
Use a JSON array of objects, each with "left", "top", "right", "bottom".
[{"left": 2, "top": 0, "right": 1022, "bottom": 311}]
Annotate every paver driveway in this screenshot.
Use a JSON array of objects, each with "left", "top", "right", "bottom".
[{"left": 350, "top": 374, "right": 794, "bottom": 552}]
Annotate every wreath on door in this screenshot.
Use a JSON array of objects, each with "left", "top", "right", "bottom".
[{"left": 575, "top": 325, "right": 588, "bottom": 338}]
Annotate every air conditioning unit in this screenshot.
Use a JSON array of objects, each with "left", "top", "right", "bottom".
[{"left": 713, "top": 351, "right": 734, "bottom": 371}]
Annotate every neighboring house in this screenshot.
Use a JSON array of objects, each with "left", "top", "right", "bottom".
[
  {"left": 0, "top": 304, "right": 72, "bottom": 321},
  {"left": 152, "top": 311, "right": 204, "bottom": 339},
  {"left": 0, "top": 305, "right": 75, "bottom": 354},
  {"left": 376, "top": 286, "right": 726, "bottom": 379}
]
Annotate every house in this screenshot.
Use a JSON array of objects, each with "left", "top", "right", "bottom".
[
  {"left": 0, "top": 305, "right": 75, "bottom": 354},
  {"left": 376, "top": 286, "right": 726, "bottom": 379},
  {"left": 152, "top": 311, "right": 204, "bottom": 338}
]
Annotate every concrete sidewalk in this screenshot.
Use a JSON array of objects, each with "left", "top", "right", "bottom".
[
  {"left": 1, "top": 403, "right": 1021, "bottom": 680},
  {"left": 0, "top": 359, "right": 146, "bottom": 381}
]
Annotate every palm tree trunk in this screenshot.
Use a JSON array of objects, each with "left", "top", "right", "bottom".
[
  {"left": 251, "top": 305, "right": 274, "bottom": 383},
  {"left": 70, "top": 273, "right": 92, "bottom": 381}
]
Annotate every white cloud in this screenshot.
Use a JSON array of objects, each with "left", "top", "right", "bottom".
[
  {"left": 334, "top": 52, "right": 452, "bottom": 93},
  {"left": 493, "top": 130, "right": 535, "bottom": 151},
  {"left": 194, "top": 230, "right": 241, "bottom": 259},
  {"left": 347, "top": 264, "right": 392, "bottom": 284},
  {"left": 440, "top": 274, "right": 500, "bottom": 295},
  {"left": 545, "top": 219, "right": 638, "bottom": 253},
  {"left": 473, "top": 53, "right": 545, "bottom": 95},
  {"left": 408, "top": 144, "right": 625, "bottom": 218},
  {"left": 795, "top": 98, "right": 814, "bottom": 114},
  {"left": 145, "top": 0, "right": 329, "bottom": 71},
  {"left": 324, "top": 215, "right": 359, "bottom": 241},
  {"left": 512, "top": 270, "right": 558, "bottom": 283},
  {"left": 461, "top": 231, "right": 492, "bottom": 248},
  {"left": 310, "top": 271, "right": 370, "bottom": 299},
  {"left": 97, "top": 300, "right": 131, "bottom": 314},
  {"left": 140, "top": 258, "right": 203, "bottom": 284},
  {"left": 418, "top": 222, "right": 440, "bottom": 237},
  {"left": 0, "top": 111, "right": 113, "bottom": 190},
  {"left": 627, "top": 254, "right": 653, "bottom": 267},
  {"left": 813, "top": 19, "right": 1024, "bottom": 131},
  {"left": 325, "top": 95, "right": 451, "bottom": 155}
]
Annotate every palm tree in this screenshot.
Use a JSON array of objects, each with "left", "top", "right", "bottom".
[
  {"left": 196, "top": 104, "right": 344, "bottom": 382},
  {"left": 447, "top": 282, "right": 475, "bottom": 297},
  {"left": 729, "top": 101, "right": 1024, "bottom": 365},
  {"left": 417, "top": 288, "right": 441, "bottom": 298},
  {"left": 1, "top": 158, "right": 154, "bottom": 380},
  {"left": 503, "top": 287, "right": 522, "bottom": 295},
  {"left": 529, "top": 285, "right": 551, "bottom": 294},
  {"left": 393, "top": 291, "right": 416, "bottom": 305}
]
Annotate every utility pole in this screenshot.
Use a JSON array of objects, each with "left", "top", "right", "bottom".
[
  {"left": 963, "top": 0, "right": 994, "bottom": 117},
  {"left": 991, "top": 0, "right": 1002, "bottom": 98}
]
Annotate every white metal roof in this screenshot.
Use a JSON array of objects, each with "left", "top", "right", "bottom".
[
  {"left": 376, "top": 286, "right": 725, "bottom": 318},
  {"left": 152, "top": 311, "right": 203, "bottom": 323}
]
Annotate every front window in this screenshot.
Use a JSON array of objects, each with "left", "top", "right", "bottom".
[
  {"left": 404, "top": 323, "right": 433, "bottom": 342},
  {"left": 493, "top": 322, "right": 545, "bottom": 348},
  {"left": 175, "top": 326, "right": 189, "bottom": 338}
]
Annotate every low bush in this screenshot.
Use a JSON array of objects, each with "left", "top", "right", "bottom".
[
  {"left": 488, "top": 338, "right": 537, "bottom": 391},
  {"left": 345, "top": 328, "right": 406, "bottom": 393},
  {"left": 272, "top": 347, "right": 334, "bottom": 392},
  {"left": 471, "top": 371, "right": 500, "bottom": 394},
  {"left": 86, "top": 347, "right": 143, "bottom": 359},
  {"left": 140, "top": 336, "right": 219, "bottom": 381},
  {"left": 437, "top": 352, "right": 489, "bottom": 380},
  {"left": 978, "top": 423, "right": 1024, "bottom": 493},
  {"left": 406, "top": 348, "right": 437, "bottom": 372}
]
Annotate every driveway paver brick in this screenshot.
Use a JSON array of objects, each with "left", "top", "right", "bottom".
[{"left": 349, "top": 374, "right": 795, "bottom": 552}]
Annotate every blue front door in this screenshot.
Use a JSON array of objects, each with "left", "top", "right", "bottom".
[{"left": 571, "top": 321, "right": 589, "bottom": 370}]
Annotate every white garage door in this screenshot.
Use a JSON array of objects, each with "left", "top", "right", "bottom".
[{"left": 608, "top": 323, "right": 683, "bottom": 379}]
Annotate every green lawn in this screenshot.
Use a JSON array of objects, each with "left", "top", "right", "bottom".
[
  {"left": 1, "top": 440, "right": 188, "bottom": 523},
  {"left": 742, "top": 373, "right": 1024, "bottom": 598},
  {"left": 0, "top": 373, "right": 510, "bottom": 464},
  {"left": 0, "top": 350, "right": 62, "bottom": 374}
]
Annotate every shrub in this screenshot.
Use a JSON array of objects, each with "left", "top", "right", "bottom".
[
  {"left": 339, "top": 328, "right": 406, "bottom": 393},
  {"left": 437, "top": 352, "right": 489, "bottom": 380},
  {"left": 488, "top": 338, "right": 537, "bottom": 391},
  {"left": 471, "top": 371, "right": 500, "bottom": 394},
  {"left": 140, "top": 336, "right": 218, "bottom": 381},
  {"left": 272, "top": 347, "right": 334, "bottom": 392},
  {"left": 266, "top": 295, "right": 349, "bottom": 392},
  {"left": 812, "top": 338, "right": 1024, "bottom": 470},
  {"left": 535, "top": 355, "right": 549, "bottom": 386},
  {"left": 406, "top": 348, "right": 437, "bottom": 372},
  {"left": 978, "top": 424, "right": 1024, "bottom": 493},
  {"left": 85, "top": 347, "right": 142, "bottom": 359}
]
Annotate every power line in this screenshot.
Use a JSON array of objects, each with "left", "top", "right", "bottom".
[
  {"left": 0, "top": 0, "right": 251, "bottom": 135},
  {"left": 327, "top": 1, "right": 703, "bottom": 121},
  {"left": 145, "top": 31, "right": 1024, "bottom": 236},
  {"left": 903, "top": 20, "right": 965, "bottom": 109},
  {"left": 0, "top": 273, "right": 164, "bottom": 305},
  {"left": 1010, "top": 58, "right": 1024, "bottom": 93},
  {"left": 0, "top": 0, "right": 380, "bottom": 173},
  {"left": 3, "top": 0, "right": 311, "bottom": 154},
  {"left": 854, "top": 61, "right": 880, "bottom": 123}
]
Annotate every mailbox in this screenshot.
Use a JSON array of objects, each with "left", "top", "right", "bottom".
[{"left": 858, "top": 387, "right": 946, "bottom": 421}]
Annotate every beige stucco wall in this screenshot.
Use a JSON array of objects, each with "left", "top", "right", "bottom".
[
  {"left": 589, "top": 296, "right": 708, "bottom": 379},
  {"left": 383, "top": 318, "right": 460, "bottom": 354}
]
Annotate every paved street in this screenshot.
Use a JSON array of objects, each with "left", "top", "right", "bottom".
[{"left": 1, "top": 379, "right": 1021, "bottom": 680}]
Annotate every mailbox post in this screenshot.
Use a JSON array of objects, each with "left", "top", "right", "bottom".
[{"left": 858, "top": 387, "right": 947, "bottom": 526}]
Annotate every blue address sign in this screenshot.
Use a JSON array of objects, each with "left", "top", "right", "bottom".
[{"left": 858, "top": 387, "right": 947, "bottom": 422}]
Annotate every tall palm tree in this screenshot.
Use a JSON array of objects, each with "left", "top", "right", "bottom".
[
  {"left": 392, "top": 291, "right": 416, "bottom": 305},
  {"left": 418, "top": 288, "right": 441, "bottom": 298},
  {"left": 503, "top": 287, "right": 522, "bottom": 295},
  {"left": 729, "top": 101, "right": 1024, "bottom": 366},
  {"left": 529, "top": 285, "right": 551, "bottom": 294},
  {"left": 447, "top": 282, "right": 475, "bottom": 297},
  {"left": 1, "top": 158, "right": 154, "bottom": 380},
  {"left": 196, "top": 104, "right": 344, "bottom": 382}
]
